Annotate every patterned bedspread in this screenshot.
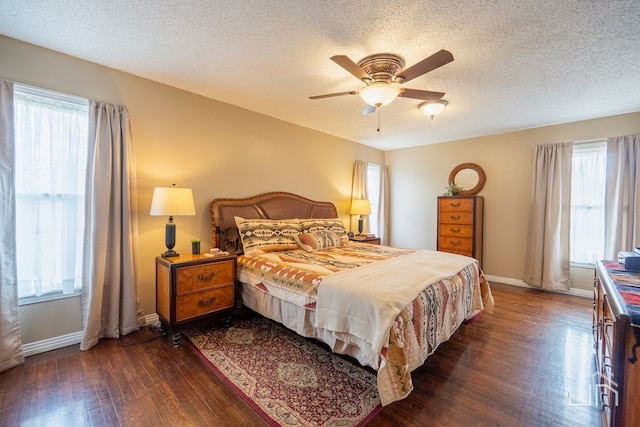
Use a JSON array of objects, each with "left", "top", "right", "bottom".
[{"left": 237, "top": 242, "right": 494, "bottom": 405}]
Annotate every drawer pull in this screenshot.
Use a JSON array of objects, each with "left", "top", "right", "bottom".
[
  {"left": 198, "top": 272, "right": 216, "bottom": 281},
  {"left": 450, "top": 240, "right": 461, "bottom": 247},
  {"left": 449, "top": 228, "right": 461, "bottom": 233},
  {"left": 629, "top": 342, "right": 640, "bottom": 364},
  {"left": 450, "top": 215, "right": 461, "bottom": 220},
  {"left": 198, "top": 297, "right": 217, "bottom": 307},
  {"left": 449, "top": 202, "right": 461, "bottom": 207}
]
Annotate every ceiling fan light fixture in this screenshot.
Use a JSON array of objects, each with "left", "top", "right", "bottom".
[
  {"left": 419, "top": 100, "right": 448, "bottom": 119},
  {"left": 358, "top": 83, "right": 400, "bottom": 107}
]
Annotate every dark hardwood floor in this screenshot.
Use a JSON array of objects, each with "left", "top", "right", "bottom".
[{"left": 0, "top": 283, "right": 601, "bottom": 426}]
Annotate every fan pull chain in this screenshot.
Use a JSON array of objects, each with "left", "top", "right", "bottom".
[{"left": 377, "top": 108, "right": 381, "bottom": 137}]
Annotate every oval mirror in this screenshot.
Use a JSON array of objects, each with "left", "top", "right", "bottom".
[{"left": 448, "top": 163, "right": 486, "bottom": 195}]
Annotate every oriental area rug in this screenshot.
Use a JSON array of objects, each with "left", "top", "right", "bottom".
[{"left": 183, "top": 315, "right": 382, "bottom": 426}]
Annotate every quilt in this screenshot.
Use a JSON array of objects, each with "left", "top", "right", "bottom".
[{"left": 237, "top": 242, "right": 493, "bottom": 405}]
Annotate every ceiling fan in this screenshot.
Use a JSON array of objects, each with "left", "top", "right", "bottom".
[{"left": 310, "top": 49, "right": 454, "bottom": 114}]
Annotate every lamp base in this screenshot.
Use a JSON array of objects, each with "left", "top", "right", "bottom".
[{"left": 162, "top": 249, "right": 179, "bottom": 258}]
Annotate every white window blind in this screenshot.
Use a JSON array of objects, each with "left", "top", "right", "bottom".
[{"left": 14, "top": 85, "right": 89, "bottom": 300}]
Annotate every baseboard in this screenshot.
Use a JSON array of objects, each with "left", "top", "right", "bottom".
[
  {"left": 484, "top": 274, "right": 592, "bottom": 298},
  {"left": 22, "top": 313, "right": 160, "bottom": 357}
]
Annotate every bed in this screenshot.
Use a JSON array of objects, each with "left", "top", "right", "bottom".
[{"left": 210, "top": 191, "right": 494, "bottom": 405}]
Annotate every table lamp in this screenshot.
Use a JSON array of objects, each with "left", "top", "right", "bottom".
[
  {"left": 150, "top": 184, "right": 196, "bottom": 257},
  {"left": 350, "top": 199, "right": 371, "bottom": 234}
]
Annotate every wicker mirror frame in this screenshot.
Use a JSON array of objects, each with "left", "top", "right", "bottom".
[{"left": 448, "top": 163, "right": 486, "bottom": 195}]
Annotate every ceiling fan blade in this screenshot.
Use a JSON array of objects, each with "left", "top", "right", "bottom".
[
  {"left": 397, "top": 50, "right": 454, "bottom": 83},
  {"left": 399, "top": 88, "right": 445, "bottom": 100},
  {"left": 330, "top": 55, "right": 371, "bottom": 81},
  {"left": 309, "top": 90, "right": 358, "bottom": 99},
  {"left": 362, "top": 104, "right": 376, "bottom": 115}
]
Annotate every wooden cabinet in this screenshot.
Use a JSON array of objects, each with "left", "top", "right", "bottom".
[
  {"left": 437, "top": 196, "right": 484, "bottom": 267},
  {"left": 593, "top": 261, "right": 640, "bottom": 427},
  {"left": 156, "top": 254, "right": 237, "bottom": 346}
]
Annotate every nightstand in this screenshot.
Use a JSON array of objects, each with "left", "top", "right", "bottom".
[
  {"left": 155, "top": 254, "right": 237, "bottom": 346},
  {"left": 349, "top": 236, "right": 381, "bottom": 245}
]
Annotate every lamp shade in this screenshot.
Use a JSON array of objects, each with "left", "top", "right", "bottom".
[
  {"left": 350, "top": 199, "right": 371, "bottom": 215},
  {"left": 419, "top": 100, "right": 448, "bottom": 119},
  {"left": 149, "top": 186, "right": 196, "bottom": 216},
  {"left": 359, "top": 83, "right": 400, "bottom": 107}
]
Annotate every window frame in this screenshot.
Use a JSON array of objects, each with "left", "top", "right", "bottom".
[
  {"left": 14, "top": 84, "right": 89, "bottom": 305},
  {"left": 570, "top": 139, "right": 606, "bottom": 268},
  {"left": 367, "top": 162, "right": 381, "bottom": 236}
]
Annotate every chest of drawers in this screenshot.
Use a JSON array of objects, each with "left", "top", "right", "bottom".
[
  {"left": 593, "top": 261, "right": 640, "bottom": 427},
  {"left": 437, "top": 196, "right": 484, "bottom": 267},
  {"left": 156, "top": 254, "right": 237, "bottom": 346}
]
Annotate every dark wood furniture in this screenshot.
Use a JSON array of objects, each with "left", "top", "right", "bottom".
[
  {"left": 437, "top": 196, "right": 484, "bottom": 268},
  {"left": 156, "top": 254, "right": 237, "bottom": 346},
  {"left": 350, "top": 236, "right": 381, "bottom": 245},
  {"left": 593, "top": 260, "right": 640, "bottom": 427}
]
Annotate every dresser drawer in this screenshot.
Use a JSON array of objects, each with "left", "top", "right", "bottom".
[
  {"left": 439, "top": 247, "right": 472, "bottom": 258},
  {"left": 176, "top": 260, "right": 234, "bottom": 294},
  {"left": 176, "top": 285, "right": 235, "bottom": 322},
  {"left": 439, "top": 224, "right": 473, "bottom": 238},
  {"left": 438, "top": 198, "right": 474, "bottom": 212},
  {"left": 438, "top": 236, "right": 473, "bottom": 252},
  {"left": 439, "top": 211, "right": 474, "bottom": 224}
]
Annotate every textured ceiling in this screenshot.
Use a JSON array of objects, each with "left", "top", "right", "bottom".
[{"left": 1, "top": 0, "right": 639, "bottom": 151}]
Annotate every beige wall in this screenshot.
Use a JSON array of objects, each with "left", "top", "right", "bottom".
[
  {"left": 3, "top": 35, "right": 639, "bottom": 345},
  {"left": 1, "top": 36, "right": 383, "bottom": 344},
  {"left": 385, "top": 112, "right": 640, "bottom": 291}
]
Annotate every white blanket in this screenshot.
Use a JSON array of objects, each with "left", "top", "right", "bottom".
[{"left": 314, "top": 249, "right": 476, "bottom": 367}]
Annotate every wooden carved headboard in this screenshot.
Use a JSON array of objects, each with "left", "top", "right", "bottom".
[{"left": 210, "top": 192, "right": 339, "bottom": 255}]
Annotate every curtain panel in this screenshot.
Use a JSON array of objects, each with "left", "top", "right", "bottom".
[
  {"left": 604, "top": 133, "right": 640, "bottom": 259},
  {"left": 0, "top": 80, "right": 25, "bottom": 372},
  {"left": 80, "top": 100, "right": 143, "bottom": 351},
  {"left": 523, "top": 142, "right": 573, "bottom": 291}
]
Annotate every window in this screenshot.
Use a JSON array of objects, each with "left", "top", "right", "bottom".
[
  {"left": 367, "top": 163, "right": 381, "bottom": 236},
  {"left": 570, "top": 141, "right": 606, "bottom": 265},
  {"left": 14, "top": 85, "right": 89, "bottom": 300}
]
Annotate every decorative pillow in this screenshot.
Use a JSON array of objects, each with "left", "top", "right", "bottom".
[
  {"left": 294, "top": 230, "right": 344, "bottom": 252},
  {"left": 234, "top": 216, "right": 301, "bottom": 255},
  {"left": 299, "top": 218, "right": 349, "bottom": 242}
]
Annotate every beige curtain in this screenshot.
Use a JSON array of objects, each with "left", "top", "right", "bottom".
[
  {"left": 351, "top": 160, "right": 369, "bottom": 233},
  {"left": 80, "top": 100, "right": 143, "bottom": 351},
  {"left": 377, "top": 165, "right": 390, "bottom": 245},
  {"left": 523, "top": 142, "right": 573, "bottom": 290},
  {"left": 604, "top": 134, "right": 640, "bottom": 259},
  {"left": 0, "top": 80, "right": 25, "bottom": 372}
]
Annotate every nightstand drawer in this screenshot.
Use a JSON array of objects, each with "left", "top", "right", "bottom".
[
  {"left": 176, "top": 285, "right": 235, "bottom": 322},
  {"left": 439, "top": 224, "right": 473, "bottom": 238},
  {"left": 438, "top": 236, "right": 473, "bottom": 252},
  {"left": 438, "top": 198, "right": 474, "bottom": 212},
  {"left": 176, "top": 260, "right": 234, "bottom": 294}
]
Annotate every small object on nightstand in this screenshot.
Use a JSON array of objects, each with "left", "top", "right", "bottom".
[{"left": 156, "top": 254, "right": 237, "bottom": 346}]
